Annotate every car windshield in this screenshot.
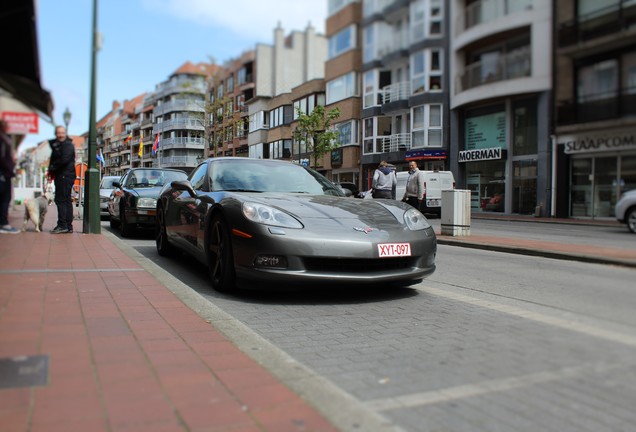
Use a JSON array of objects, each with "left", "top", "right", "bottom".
[
  {"left": 100, "top": 177, "right": 118, "bottom": 189},
  {"left": 127, "top": 169, "right": 186, "bottom": 188},
  {"left": 209, "top": 160, "right": 344, "bottom": 196}
]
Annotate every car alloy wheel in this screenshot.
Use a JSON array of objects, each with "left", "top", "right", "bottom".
[
  {"left": 156, "top": 204, "right": 174, "bottom": 256},
  {"left": 207, "top": 214, "right": 235, "bottom": 292},
  {"left": 627, "top": 208, "right": 636, "bottom": 234}
]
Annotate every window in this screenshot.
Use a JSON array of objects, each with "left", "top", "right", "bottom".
[
  {"left": 225, "top": 126, "right": 233, "bottom": 142},
  {"left": 326, "top": 73, "right": 358, "bottom": 104},
  {"left": 238, "top": 68, "right": 247, "bottom": 85},
  {"left": 410, "top": 0, "right": 443, "bottom": 42},
  {"left": 225, "top": 100, "right": 234, "bottom": 117},
  {"left": 293, "top": 94, "right": 325, "bottom": 119},
  {"left": 217, "top": 85, "right": 224, "bottom": 99},
  {"left": 249, "top": 111, "right": 268, "bottom": 131},
  {"left": 363, "top": 25, "right": 375, "bottom": 63},
  {"left": 512, "top": 98, "right": 537, "bottom": 156},
  {"left": 334, "top": 120, "right": 359, "bottom": 146},
  {"left": 411, "top": 50, "right": 443, "bottom": 94},
  {"left": 363, "top": 116, "right": 391, "bottom": 154},
  {"left": 226, "top": 75, "right": 234, "bottom": 93},
  {"left": 363, "top": 70, "right": 379, "bottom": 108},
  {"left": 329, "top": 25, "right": 356, "bottom": 59},
  {"left": 578, "top": 59, "right": 618, "bottom": 102},
  {"left": 269, "top": 139, "right": 292, "bottom": 159},
  {"left": 189, "top": 164, "right": 208, "bottom": 191},
  {"left": 411, "top": 104, "right": 442, "bottom": 148}
]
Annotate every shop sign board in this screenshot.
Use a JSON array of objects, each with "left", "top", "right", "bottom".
[
  {"left": 559, "top": 130, "right": 636, "bottom": 154},
  {"left": 465, "top": 111, "right": 505, "bottom": 150},
  {"left": 1, "top": 111, "right": 39, "bottom": 134},
  {"left": 458, "top": 147, "right": 504, "bottom": 162}
]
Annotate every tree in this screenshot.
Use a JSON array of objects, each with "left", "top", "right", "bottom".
[{"left": 292, "top": 105, "right": 341, "bottom": 170}]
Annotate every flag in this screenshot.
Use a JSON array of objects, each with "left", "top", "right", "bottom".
[
  {"left": 152, "top": 133, "right": 159, "bottom": 156},
  {"left": 138, "top": 138, "right": 143, "bottom": 158},
  {"left": 124, "top": 132, "right": 132, "bottom": 143},
  {"left": 96, "top": 149, "right": 105, "bottom": 166}
]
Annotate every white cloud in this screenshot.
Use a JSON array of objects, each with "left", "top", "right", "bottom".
[{"left": 143, "top": 0, "right": 327, "bottom": 42}]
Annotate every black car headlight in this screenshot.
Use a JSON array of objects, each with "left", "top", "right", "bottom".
[
  {"left": 242, "top": 202, "right": 303, "bottom": 229},
  {"left": 404, "top": 208, "right": 431, "bottom": 231},
  {"left": 137, "top": 197, "right": 157, "bottom": 208}
]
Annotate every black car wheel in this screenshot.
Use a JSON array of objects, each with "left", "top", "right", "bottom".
[
  {"left": 120, "top": 204, "right": 134, "bottom": 238},
  {"left": 109, "top": 211, "right": 120, "bottom": 229},
  {"left": 156, "top": 204, "right": 174, "bottom": 256},
  {"left": 627, "top": 207, "right": 636, "bottom": 234},
  {"left": 207, "top": 214, "right": 235, "bottom": 292}
]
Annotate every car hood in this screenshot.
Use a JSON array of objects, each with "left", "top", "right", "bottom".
[
  {"left": 100, "top": 188, "right": 113, "bottom": 198},
  {"left": 243, "top": 193, "right": 410, "bottom": 228}
]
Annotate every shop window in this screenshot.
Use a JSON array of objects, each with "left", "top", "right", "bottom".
[{"left": 466, "top": 161, "right": 506, "bottom": 213}]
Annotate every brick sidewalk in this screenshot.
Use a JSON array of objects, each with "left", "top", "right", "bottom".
[{"left": 0, "top": 206, "right": 337, "bottom": 432}]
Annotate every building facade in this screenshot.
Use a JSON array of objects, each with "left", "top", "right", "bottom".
[
  {"left": 359, "top": 0, "right": 450, "bottom": 189},
  {"left": 554, "top": 0, "right": 636, "bottom": 219}
]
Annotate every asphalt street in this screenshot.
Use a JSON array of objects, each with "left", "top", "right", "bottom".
[{"left": 109, "top": 218, "right": 636, "bottom": 432}]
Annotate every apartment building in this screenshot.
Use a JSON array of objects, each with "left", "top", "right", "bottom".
[
  {"left": 152, "top": 62, "right": 217, "bottom": 172},
  {"left": 209, "top": 50, "right": 255, "bottom": 158},
  {"left": 554, "top": 0, "right": 636, "bottom": 219},
  {"left": 324, "top": 0, "right": 363, "bottom": 186},
  {"left": 449, "top": 0, "right": 552, "bottom": 216},
  {"left": 245, "top": 24, "right": 328, "bottom": 163},
  {"left": 359, "top": 0, "right": 450, "bottom": 189}
]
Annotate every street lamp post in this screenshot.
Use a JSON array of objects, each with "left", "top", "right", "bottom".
[
  {"left": 63, "top": 107, "right": 72, "bottom": 132},
  {"left": 83, "top": 0, "right": 100, "bottom": 234}
]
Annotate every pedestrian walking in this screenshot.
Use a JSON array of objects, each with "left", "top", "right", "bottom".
[
  {"left": 0, "top": 119, "right": 19, "bottom": 234},
  {"left": 47, "top": 126, "right": 76, "bottom": 234},
  {"left": 402, "top": 160, "right": 424, "bottom": 209},
  {"left": 371, "top": 160, "right": 397, "bottom": 199}
]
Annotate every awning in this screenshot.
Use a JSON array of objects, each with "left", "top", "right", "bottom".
[{"left": 0, "top": 1, "right": 53, "bottom": 120}]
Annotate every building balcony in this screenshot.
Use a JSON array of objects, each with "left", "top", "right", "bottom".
[
  {"left": 160, "top": 137, "right": 205, "bottom": 150},
  {"left": 382, "top": 81, "right": 410, "bottom": 104},
  {"left": 557, "top": 89, "right": 636, "bottom": 126},
  {"left": 558, "top": 2, "right": 636, "bottom": 48},
  {"left": 141, "top": 117, "right": 153, "bottom": 127},
  {"left": 154, "top": 99, "right": 205, "bottom": 116},
  {"left": 154, "top": 155, "right": 200, "bottom": 168},
  {"left": 456, "top": 46, "right": 530, "bottom": 93},
  {"left": 364, "top": 133, "right": 412, "bottom": 154},
  {"left": 155, "top": 78, "right": 207, "bottom": 99},
  {"left": 153, "top": 118, "right": 205, "bottom": 134},
  {"left": 457, "top": 0, "right": 533, "bottom": 34}
]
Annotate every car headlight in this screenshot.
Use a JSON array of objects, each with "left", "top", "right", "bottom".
[
  {"left": 137, "top": 197, "right": 157, "bottom": 208},
  {"left": 404, "top": 208, "right": 431, "bottom": 231},
  {"left": 242, "top": 202, "right": 303, "bottom": 229}
]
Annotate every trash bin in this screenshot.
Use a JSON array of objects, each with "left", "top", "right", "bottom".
[{"left": 441, "top": 189, "right": 471, "bottom": 236}]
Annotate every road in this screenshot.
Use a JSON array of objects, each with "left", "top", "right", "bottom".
[{"left": 107, "top": 220, "right": 636, "bottom": 432}]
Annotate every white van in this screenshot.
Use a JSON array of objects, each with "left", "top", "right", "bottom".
[{"left": 396, "top": 170, "right": 455, "bottom": 215}]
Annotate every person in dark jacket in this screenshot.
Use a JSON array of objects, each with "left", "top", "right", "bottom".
[
  {"left": 0, "top": 120, "right": 19, "bottom": 234},
  {"left": 47, "top": 126, "right": 76, "bottom": 233}
]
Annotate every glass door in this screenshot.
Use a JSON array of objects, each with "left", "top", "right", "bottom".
[
  {"left": 571, "top": 158, "right": 592, "bottom": 217},
  {"left": 593, "top": 157, "right": 617, "bottom": 218}
]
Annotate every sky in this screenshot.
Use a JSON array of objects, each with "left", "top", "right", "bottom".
[{"left": 20, "top": 0, "right": 327, "bottom": 153}]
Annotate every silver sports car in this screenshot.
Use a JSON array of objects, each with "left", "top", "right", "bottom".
[{"left": 156, "top": 157, "right": 436, "bottom": 292}]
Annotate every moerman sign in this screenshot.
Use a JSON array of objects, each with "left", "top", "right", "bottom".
[
  {"left": 458, "top": 147, "right": 503, "bottom": 162},
  {"left": 559, "top": 132, "right": 636, "bottom": 154}
]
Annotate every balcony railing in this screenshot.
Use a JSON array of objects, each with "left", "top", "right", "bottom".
[
  {"left": 457, "top": 46, "right": 531, "bottom": 93},
  {"left": 153, "top": 118, "right": 205, "bottom": 133},
  {"left": 557, "top": 88, "right": 636, "bottom": 125},
  {"left": 154, "top": 156, "right": 200, "bottom": 167},
  {"left": 381, "top": 133, "right": 411, "bottom": 152},
  {"left": 457, "top": 0, "right": 533, "bottom": 33},
  {"left": 559, "top": 2, "right": 636, "bottom": 48},
  {"left": 382, "top": 81, "right": 411, "bottom": 104},
  {"left": 154, "top": 99, "right": 205, "bottom": 116},
  {"left": 160, "top": 137, "right": 205, "bottom": 150}
]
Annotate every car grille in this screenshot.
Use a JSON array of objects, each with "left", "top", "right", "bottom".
[{"left": 303, "top": 257, "right": 415, "bottom": 273}]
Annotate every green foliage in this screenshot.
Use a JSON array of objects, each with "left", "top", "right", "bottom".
[{"left": 292, "top": 105, "right": 341, "bottom": 170}]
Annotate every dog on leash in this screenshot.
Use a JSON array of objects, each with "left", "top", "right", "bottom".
[{"left": 22, "top": 192, "right": 54, "bottom": 232}]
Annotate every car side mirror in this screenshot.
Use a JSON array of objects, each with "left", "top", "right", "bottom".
[
  {"left": 113, "top": 181, "right": 121, "bottom": 188},
  {"left": 171, "top": 180, "right": 197, "bottom": 198}
]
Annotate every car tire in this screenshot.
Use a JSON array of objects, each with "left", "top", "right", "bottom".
[
  {"left": 156, "top": 204, "right": 174, "bottom": 256},
  {"left": 207, "top": 214, "right": 236, "bottom": 292},
  {"left": 109, "top": 216, "right": 120, "bottom": 229},
  {"left": 120, "top": 205, "right": 134, "bottom": 238},
  {"left": 627, "top": 207, "right": 636, "bottom": 234}
]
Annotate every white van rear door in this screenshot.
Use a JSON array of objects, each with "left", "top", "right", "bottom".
[{"left": 423, "top": 172, "right": 442, "bottom": 206}]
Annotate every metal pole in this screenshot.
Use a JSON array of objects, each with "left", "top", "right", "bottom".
[{"left": 83, "top": 0, "right": 100, "bottom": 233}]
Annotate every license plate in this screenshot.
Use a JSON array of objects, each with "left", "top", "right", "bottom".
[
  {"left": 426, "top": 199, "right": 441, "bottom": 207},
  {"left": 138, "top": 209, "right": 156, "bottom": 216},
  {"left": 378, "top": 243, "right": 411, "bottom": 258}
]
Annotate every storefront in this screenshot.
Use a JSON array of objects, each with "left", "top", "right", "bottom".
[
  {"left": 557, "top": 129, "right": 636, "bottom": 219},
  {"left": 456, "top": 97, "right": 545, "bottom": 215}
]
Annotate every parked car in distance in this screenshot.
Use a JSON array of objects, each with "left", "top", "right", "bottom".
[
  {"left": 396, "top": 170, "right": 455, "bottom": 216},
  {"left": 156, "top": 157, "right": 437, "bottom": 293},
  {"left": 99, "top": 175, "right": 120, "bottom": 219},
  {"left": 337, "top": 182, "right": 363, "bottom": 198},
  {"left": 615, "top": 189, "right": 636, "bottom": 233},
  {"left": 108, "top": 168, "right": 188, "bottom": 237}
]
